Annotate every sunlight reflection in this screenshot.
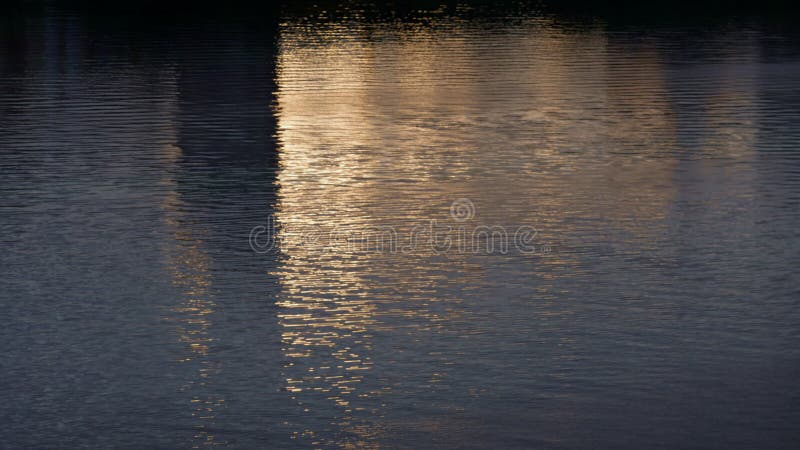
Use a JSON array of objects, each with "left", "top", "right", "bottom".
[
  {"left": 272, "top": 14, "right": 762, "bottom": 447},
  {"left": 162, "top": 136, "right": 225, "bottom": 447}
]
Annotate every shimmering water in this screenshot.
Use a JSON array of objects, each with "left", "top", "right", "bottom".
[{"left": 2, "top": 3, "right": 800, "bottom": 449}]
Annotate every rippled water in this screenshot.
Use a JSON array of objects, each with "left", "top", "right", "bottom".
[{"left": 2, "top": 3, "right": 800, "bottom": 449}]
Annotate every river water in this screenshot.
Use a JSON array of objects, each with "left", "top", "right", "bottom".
[{"left": 1, "top": 3, "right": 799, "bottom": 449}]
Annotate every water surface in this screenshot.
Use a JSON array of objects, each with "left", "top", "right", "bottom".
[{"left": 2, "top": 4, "right": 800, "bottom": 449}]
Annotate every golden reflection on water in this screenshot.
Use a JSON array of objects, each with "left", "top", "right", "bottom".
[
  {"left": 273, "top": 16, "right": 761, "bottom": 447},
  {"left": 161, "top": 138, "right": 225, "bottom": 447}
]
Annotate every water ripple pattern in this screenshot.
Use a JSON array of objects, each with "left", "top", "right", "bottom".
[{"left": 1, "top": 4, "right": 800, "bottom": 449}]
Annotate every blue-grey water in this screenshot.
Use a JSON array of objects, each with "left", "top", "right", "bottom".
[{"left": 2, "top": 3, "right": 800, "bottom": 449}]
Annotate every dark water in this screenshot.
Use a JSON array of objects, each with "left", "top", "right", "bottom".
[{"left": 2, "top": 2, "right": 800, "bottom": 449}]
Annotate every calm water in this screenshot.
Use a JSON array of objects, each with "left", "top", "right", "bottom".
[{"left": 2, "top": 3, "right": 800, "bottom": 449}]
